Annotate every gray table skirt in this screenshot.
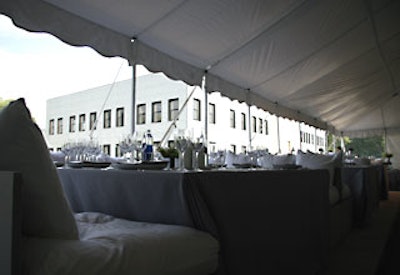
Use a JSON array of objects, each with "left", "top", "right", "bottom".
[{"left": 342, "top": 165, "right": 381, "bottom": 226}]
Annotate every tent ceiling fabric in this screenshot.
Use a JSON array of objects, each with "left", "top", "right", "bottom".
[{"left": 1, "top": 0, "right": 400, "bottom": 137}]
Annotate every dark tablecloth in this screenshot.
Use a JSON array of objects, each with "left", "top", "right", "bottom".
[
  {"left": 342, "top": 165, "right": 382, "bottom": 226},
  {"left": 388, "top": 168, "right": 400, "bottom": 191}
]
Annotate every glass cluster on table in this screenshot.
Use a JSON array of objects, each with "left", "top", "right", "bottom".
[
  {"left": 62, "top": 140, "right": 103, "bottom": 163},
  {"left": 173, "top": 128, "right": 206, "bottom": 171}
]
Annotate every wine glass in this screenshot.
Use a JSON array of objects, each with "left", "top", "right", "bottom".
[
  {"left": 130, "top": 131, "right": 143, "bottom": 162},
  {"left": 192, "top": 131, "right": 206, "bottom": 171},
  {"left": 119, "top": 135, "right": 134, "bottom": 162},
  {"left": 174, "top": 128, "right": 190, "bottom": 171}
]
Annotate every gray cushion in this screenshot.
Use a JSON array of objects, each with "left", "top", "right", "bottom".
[{"left": 0, "top": 99, "right": 78, "bottom": 239}]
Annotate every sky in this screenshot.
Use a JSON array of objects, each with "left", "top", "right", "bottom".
[{"left": 0, "top": 14, "right": 149, "bottom": 129}]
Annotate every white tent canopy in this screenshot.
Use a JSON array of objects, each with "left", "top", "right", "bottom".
[{"left": 1, "top": 0, "right": 400, "bottom": 165}]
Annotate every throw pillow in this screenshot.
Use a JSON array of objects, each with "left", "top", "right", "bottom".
[{"left": 0, "top": 98, "right": 78, "bottom": 239}]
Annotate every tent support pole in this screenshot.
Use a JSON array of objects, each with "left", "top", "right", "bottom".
[
  {"left": 131, "top": 62, "right": 136, "bottom": 134},
  {"left": 298, "top": 122, "right": 302, "bottom": 152},
  {"left": 248, "top": 105, "right": 252, "bottom": 151},
  {"left": 277, "top": 116, "right": 281, "bottom": 154},
  {"left": 203, "top": 75, "right": 208, "bottom": 146}
]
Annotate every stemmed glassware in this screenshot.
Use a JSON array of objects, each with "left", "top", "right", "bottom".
[
  {"left": 130, "top": 131, "right": 143, "bottom": 162},
  {"left": 174, "top": 128, "right": 190, "bottom": 171},
  {"left": 62, "top": 140, "right": 101, "bottom": 163},
  {"left": 191, "top": 130, "right": 206, "bottom": 171},
  {"left": 119, "top": 137, "right": 131, "bottom": 160},
  {"left": 119, "top": 131, "right": 143, "bottom": 162}
]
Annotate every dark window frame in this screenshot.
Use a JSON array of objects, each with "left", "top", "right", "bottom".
[{"left": 152, "top": 101, "right": 162, "bottom": 123}]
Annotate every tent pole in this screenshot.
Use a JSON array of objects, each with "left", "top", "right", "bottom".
[
  {"left": 277, "top": 116, "right": 281, "bottom": 154},
  {"left": 298, "top": 122, "right": 302, "bottom": 152},
  {"left": 131, "top": 62, "right": 136, "bottom": 134},
  {"left": 248, "top": 105, "right": 252, "bottom": 151},
  {"left": 203, "top": 74, "right": 208, "bottom": 146}
]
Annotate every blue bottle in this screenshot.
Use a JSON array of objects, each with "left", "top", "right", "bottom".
[{"left": 142, "top": 129, "right": 154, "bottom": 161}]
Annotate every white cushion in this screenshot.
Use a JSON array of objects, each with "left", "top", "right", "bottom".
[
  {"left": 23, "top": 212, "right": 219, "bottom": 275},
  {"left": 296, "top": 151, "right": 342, "bottom": 185},
  {"left": 0, "top": 99, "right": 78, "bottom": 239}
]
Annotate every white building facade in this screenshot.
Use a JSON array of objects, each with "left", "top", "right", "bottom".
[{"left": 46, "top": 73, "right": 326, "bottom": 156}]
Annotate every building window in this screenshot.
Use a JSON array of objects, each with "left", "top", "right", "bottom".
[
  {"left": 152, "top": 101, "right": 161, "bottom": 123},
  {"left": 90, "top": 112, "right": 97, "bottom": 131},
  {"left": 230, "top": 109, "right": 236, "bottom": 128},
  {"left": 79, "top": 114, "right": 85, "bottom": 132},
  {"left": 49, "top": 119, "right": 54, "bottom": 135},
  {"left": 57, "top": 118, "right": 63, "bottom": 134},
  {"left": 316, "top": 136, "right": 324, "bottom": 147},
  {"left": 230, "top": 144, "right": 236, "bottom": 154},
  {"left": 103, "top": 144, "right": 110, "bottom": 156},
  {"left": 259, "top": 118, "right": 263, "bottom": 134},
  {"left": 264, "top": 120, "right": 269, "bottom": 135},
  {"left": 116, "top": 107, "right": 124, "bottom": 127},
  {"left": 193, "top": 99, "right": 201, "bottom": 121},
  {"left": 209, "top": 103, "right": 216, "bottom": 124},
  {"left": 241, "top": 113, "right": 246, "bottom": 130},
  {"left": 103, "top": 109, "right": 111, "bottom": 128},
  {"left": 241, "top": 146, "right": 247, "bottom": 153},
  {"left": 252, "top": 116, "right": 257, "bottom": 133},
  {"left": 115, "top": 144, "right": 122, "bottom": 157},
  {"left": 168, "top": 98, "right": 179, "bottom": 121},
  {"left": 137, "top": 104, "right": 146, "bottom": 125},
  {"left": 209, "top": 142, "right": 216, "bottom": 153},
  {"left": 69, "top": 116, "right": 76, "bottom": 133}
]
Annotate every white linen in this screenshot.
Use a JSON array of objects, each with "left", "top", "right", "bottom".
[
  {"left": 258, "top": 153, "right": 274, "bottom": 169},
  {"left": 258, "top": 153, "right": 296, "bottom": 169},
  {"left": 50, "top": 151, "right": 66, "bottom": 163},
  {"left": 225, "top": 152, "right": 252, "bottom": 168},
  {"left": 23, "top": 212, "right": 219, "bottom": 275},
  {"left": 296, "top": 151, "right": 342, "bottom": 185}
]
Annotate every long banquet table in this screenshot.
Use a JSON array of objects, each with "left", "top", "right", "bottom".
[{"left": 58, "top": 167, "right": 331, "bottom": 275}]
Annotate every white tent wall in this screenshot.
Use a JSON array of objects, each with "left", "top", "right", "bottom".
[{"left": 1, "top": 0, "right": 400, "bottom": 167}]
